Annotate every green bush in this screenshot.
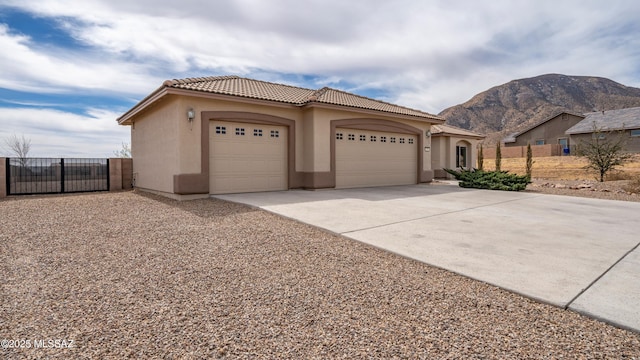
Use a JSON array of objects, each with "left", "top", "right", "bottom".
[{"left": 444, "top": 168, "right": 531, "bottom": 191}]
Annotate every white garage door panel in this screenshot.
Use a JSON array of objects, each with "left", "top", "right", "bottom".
[
  {"left": 210, "top": 121, "right": 287, "bottom": 194},
  {"left": 336, "top": 129, "right": 417, "bottom": 188}
]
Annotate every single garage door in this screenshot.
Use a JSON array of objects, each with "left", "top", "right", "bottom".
[
  {"left": 210, "top": 121, "right": 287, "bottom": 194},
  {"left": 335, "top": 128, "right": 417, "bottom": 188}
]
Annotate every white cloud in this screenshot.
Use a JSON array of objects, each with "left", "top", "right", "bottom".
[
  {"left": 0, "top": 107, "right": 130, "bottom": 158},
  {"left": 0, "top": 0, "right": 639, "bottom": 113}
]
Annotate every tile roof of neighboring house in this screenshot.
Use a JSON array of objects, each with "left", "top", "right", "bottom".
[
  {"left": 502, "top": 110, "right": 584, "bottom": 143},
  {"left": 566, "top": 106, "right": 640, "bottom": 134},
  {"left": 431, "top": 124, "right": 485, "bottom": 139},
  {"left": 116, "top": 75, "right": 441, "bottom": 122}
]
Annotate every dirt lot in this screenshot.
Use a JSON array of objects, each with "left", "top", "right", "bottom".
[
  {"left": 484, "top": 155, "right": 640, "bottom": 181},
  {"left": 1, "top": 191, "right": 639, "bottom": 359}
]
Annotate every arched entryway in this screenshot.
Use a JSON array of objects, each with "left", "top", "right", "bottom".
[{"left": 455, "top": 140, "right": 471, "bottom": 169}]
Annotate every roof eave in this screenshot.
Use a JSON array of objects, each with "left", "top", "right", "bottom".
[
  {"left": 117, "top": 84, "right": 170, "bottom": 125},
  {"left": 301, "top": 101, "right": 445, "bottom": 124},
  {"left": 434, "top": 132, "right": 486, "bottom": 140}
]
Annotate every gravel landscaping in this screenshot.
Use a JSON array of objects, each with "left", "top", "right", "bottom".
[
  {"left": 527, "top": 178, "right": 640, "bottom": 202},
  {"left": 1, "top": 191, "right": 639, "bottom": 359}
]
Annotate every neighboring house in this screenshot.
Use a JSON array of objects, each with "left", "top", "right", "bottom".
[
  {"left": 503, "top": 111, "right": 585, "bottom": 152},
  {"left": 430, "top": 124, "right": 485, "bottom": 178},
  {"left": 566, "top": 107, "right": 640, "bottom": 153},
  {"left": 117, "top": 76, "right": 445, "bottom": 199}
]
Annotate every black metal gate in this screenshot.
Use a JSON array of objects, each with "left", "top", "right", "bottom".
[{"left": 6, "top": 158, "right": 110, "bottom": 195}]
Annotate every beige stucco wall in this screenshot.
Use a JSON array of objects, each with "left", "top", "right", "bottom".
[
  {"left": 570, "top": 130, "right": 640, "bottom": 153},
  {"left": 508, "top": 113, "right": 584, "bottom": 147},
  {"left": 131, "top": 97, "right": 181, "bottom": 193},
  {"left": 0, "top": 158, "right": 6, "bottom": 197}
]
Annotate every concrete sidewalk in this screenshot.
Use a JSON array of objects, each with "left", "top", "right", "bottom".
[{"left": 215, "top": 184, "right": 640, "bottom": 333}]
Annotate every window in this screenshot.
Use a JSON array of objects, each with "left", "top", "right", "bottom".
[
  {"left": 253, "top": 129, "right": 263, "bottom": 137},
  {"left": 456, "top": 145, "right": 468, "bottom": 168},
  {"left": 593, "top": 133, "right": 606, "bottom": 140},
  {"left": 348, "top": 134, "right": 355, "bottom": 141},
  {"left": 408, "top": 138, "right": 414, "bottom": 144},
  {"left": 558, "top": 138, "right": 568, "bottom": 149},
  {"left": 270, "top": 130, "right": 279, "bottom": 138},
  {"left": 370, "top": 135, "right": 377, "bottom": 142},
  {"left": 390, "top": 137, "right": 396, "bottom": 143},
  {"left": 399, "top": 138, "right": 405, "bottom": 144},
  {"left": 359, "top": 135, "right": 366, "bottom": 141},
  {"left": 336, "top": 133, "right": 343, "bottom": 140},
  {"left": 215, "top": 126, "right": 226, "bottom": 134},
  {"left": 535, "top": 139, "right": 545, "bottom": 145},
  {"left": 631, "top": 129, "right": 640, "bottom": 137},
  {"left": 235, "top": 128, "right": 245, "bottom": 136},
  {"left": 380, "top": 136, "right": 387, "bottom": 143}
]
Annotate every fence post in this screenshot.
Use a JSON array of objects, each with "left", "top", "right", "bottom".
[
  {"left": 122, "top": 158, "right": 133, "bottom": 189},
  {"left": 0, "top": 158, "right": 7, "bottom": 197},
  {"left": 60, "top": 158, "right": 65, "bottom": 193},
  {"left": 108, "top": 158, "right": 122, "bottom": 191}
]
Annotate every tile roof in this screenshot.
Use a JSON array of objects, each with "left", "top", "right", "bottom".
[
  {"left": 164, "top": 76, "right": 441, "bottom": 120},
  {"left": 167, "top": 76, "right": 314, "bottom": 104},
  {"left": 431, "top": 124, "right": 485, "bottom": 139},
  {"left": 566, "top": 106, "right": 640, "bottom": 134}
]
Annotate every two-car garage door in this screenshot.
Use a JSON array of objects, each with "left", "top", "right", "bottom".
[
  {"left": 209, "top": 121, "right": 418, "bottom": 194},
  {"left": 335, "top": 128, "right": 417, "bottom": 188},
  {"left": 209, "top": 121, "right": 287, "bottom": 195}
]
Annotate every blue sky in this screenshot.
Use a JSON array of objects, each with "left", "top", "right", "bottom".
[{"left": 1, "top": 0, "right": 639, "bottom": 157}]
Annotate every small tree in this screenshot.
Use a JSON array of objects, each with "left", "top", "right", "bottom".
[
  {"left": 575, "top": 124, "right": 633, "bottom": 182},
  {"left": 3, "top": 133, "right": 31, "bottom": 167},
  {"left": 113, "top": 142, "right": 131, "bottom": 158},
  {"left": 495, "top": 142, "right": 502, "bottom": 172},
  {"left": 525, "top": 143, "right": 533, "bottom": 179},
  {"left": 477, "top": 144, "right": 484, "bottom": 171}
]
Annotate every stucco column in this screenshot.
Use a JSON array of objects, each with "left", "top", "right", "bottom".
[{"left": 0, "top": 158, "right": 6, "bottom": 197}]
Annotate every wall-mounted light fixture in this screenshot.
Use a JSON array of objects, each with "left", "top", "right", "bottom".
[
  {"left": 425, "top": 130, "right": 432, "bottom": 138},
  {"left": 187, "top": 108, "right": 195, "bottom": 122}
]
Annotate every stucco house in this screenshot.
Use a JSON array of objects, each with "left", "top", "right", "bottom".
[
  {"left": 117, "top": 76, "right": 449, "bottom": 199},
  {"left": 503, "top": 111, "right": 585, "bottom": 152},
  {"left": 430, "top": 124, "right": 485, "bottom": 178},
  {"left": 566, "top": 107, "right": 640, "bottom": 152}
]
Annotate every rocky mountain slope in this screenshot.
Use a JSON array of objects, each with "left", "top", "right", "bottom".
[{"left": 438, "top": 74, "right": 640, "bottom": 143}]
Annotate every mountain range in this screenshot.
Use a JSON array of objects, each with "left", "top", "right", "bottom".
[{"left": 438, "top": 74, "right": 640, "bottom": 143}]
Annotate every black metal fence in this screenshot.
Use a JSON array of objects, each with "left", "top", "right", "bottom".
[{"left": 6, "top": 158, "right": 110, "bottom": 195}]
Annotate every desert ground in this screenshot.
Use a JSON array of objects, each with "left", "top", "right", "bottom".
[{"left": 2, "top": 181, "right": 640, "bottom": 358}]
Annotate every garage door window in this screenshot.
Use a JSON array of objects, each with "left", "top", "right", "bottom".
[
  {"left": 215, "top": 126, "right": 226, "bottom": 134},
  {"left": 348, "top": 134, "right": 355, "bottom": 140},
  {"left": 235, "top": 128, "right": 245, "bottom": 136},
  {"left": 370, "top": 135, "right": 377, "bottom": 142},
  {"left": 253, "top": 129, "right": 263, "bottom": 137},
  {"left": 360, "top": 135, "right": 366, "bottom": 141},
  {"left": 381, "top": 136, "right": 387, "bottom": 142},
  {"left": 271, "top": 130, "right": 280, "bottom": 138},
  {"left": 408, "top": 138, "right": 414, "bottom": 144},
  {"left": 400, "top": 138, "right": 405, "bottom": 143},
  {"left": 336, "top": 133, "right": 343, "bottom": 140},
  {"left": 390, "top": 137, "right": 396, "bottom": 143}
]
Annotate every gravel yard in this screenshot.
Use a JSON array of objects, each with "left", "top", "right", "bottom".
[
  {"left": 1, "top": 191, "right": 639, "bottom": 359},
  {"left": 527, "top": 178, "right": 640, "bottom": 202}
]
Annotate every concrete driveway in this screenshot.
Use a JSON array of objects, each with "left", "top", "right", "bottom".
[{"left": 215, "top": 183, "right": 640, "bottom": 333}]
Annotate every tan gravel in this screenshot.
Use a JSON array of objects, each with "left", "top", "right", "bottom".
[
  {"left": 1, "top": 191, "right": 639, "bottom": 359},
  {"left": 527, "top": 178, "right": 640, "bottom": 202}
]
